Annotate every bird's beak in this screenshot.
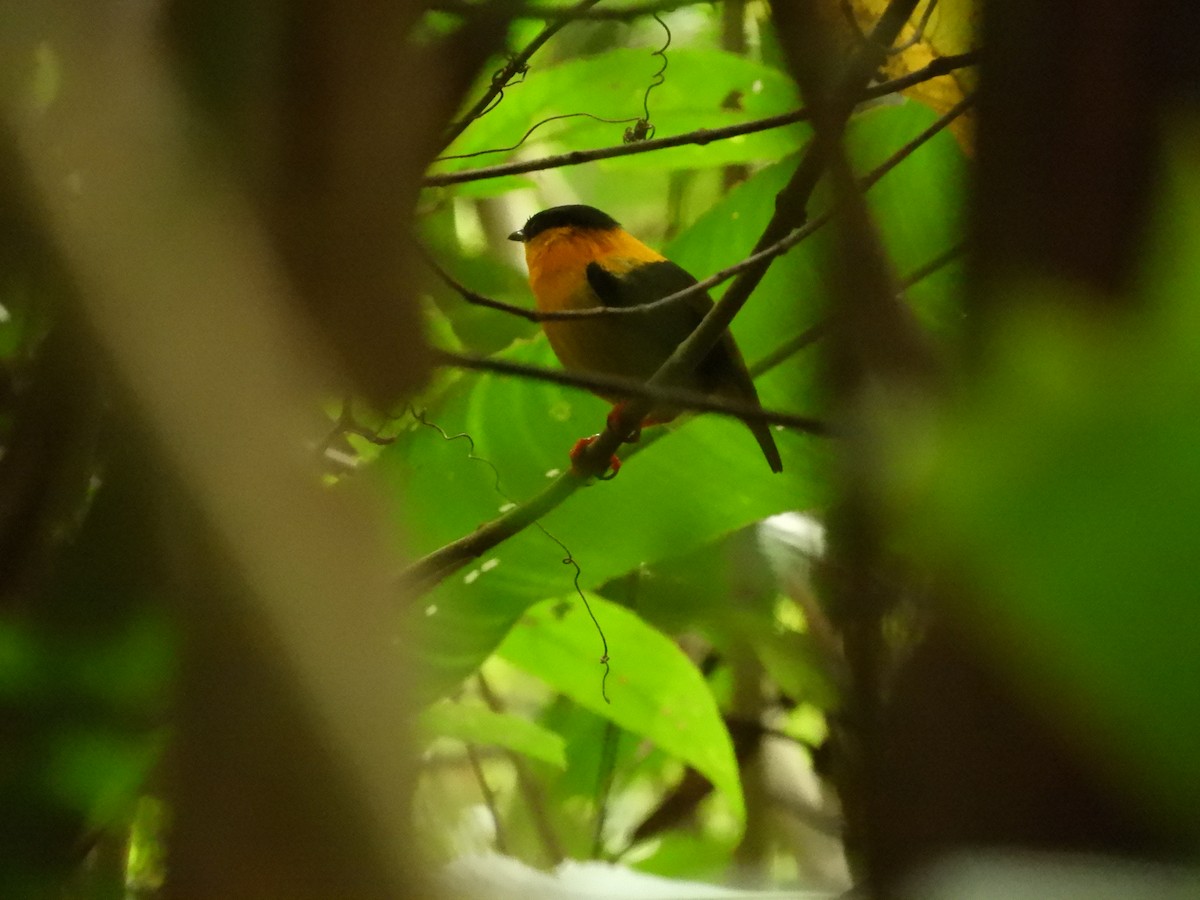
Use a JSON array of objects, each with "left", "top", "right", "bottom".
[{"left": 508, "top": 229, "right": 525, "bottom": 242}]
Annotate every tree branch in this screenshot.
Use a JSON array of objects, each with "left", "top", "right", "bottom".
[
  {"left": 425, "top": 52, "right": 977, "bottom": 187},
  {"left": 442, "top": 0, "right": 603, "bottom": 149},
  {"left": 434, "top": 348, "right": 832, "bottom": 434},
  {"left": 432, "top": 0, "right": 706, "bottom": 21}
]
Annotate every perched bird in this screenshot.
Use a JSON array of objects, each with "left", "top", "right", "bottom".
[{"left": 509, "top": 204, "right": 782, "bottom": 473}]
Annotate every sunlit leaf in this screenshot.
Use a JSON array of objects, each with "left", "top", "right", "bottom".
[{"left": 496, "top": 595, "right": 745, "bottom": 824}]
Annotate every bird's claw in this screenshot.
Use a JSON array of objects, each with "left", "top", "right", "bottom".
[
  {"left": 605, "top": 404, "right": 642, "bottom": 443},
  {"left": 570, "top": 436, "right": 621, "bottom": 480}
]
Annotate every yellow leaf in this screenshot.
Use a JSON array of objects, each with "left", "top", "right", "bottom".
[{"left": 844, "top": 0, "right": 979, "bottom": 151}]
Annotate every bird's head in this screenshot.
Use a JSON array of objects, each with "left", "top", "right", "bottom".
[{"left": 507, "top": 205, "right": 621, "bottom": 245}]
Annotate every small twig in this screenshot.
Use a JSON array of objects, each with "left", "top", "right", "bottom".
[
  {"left": 432, "top": 0, "right": 702, "bottom": 20},
  {"left": 424, "top": 52, "right": 978, "bottom": 187},
  {"left": 417, "top": 247, "right": 543, "bottom": 323},
  {"left": 887, "top": 0, "right": 939, "bottom": 55},
  {"left": 748, "top": 241, "right": 964, "bottom": 379},
  {"left": 464, "top": 742, "right": 509, "bottom": 853},
  {"left": 896, "top": 240, "right": 964, "bottom": 290},
  {"left": 437, "top": 111, "right": 644, "bottom": 163},
  {"left": 749, "top": 321, "right": 831, "bottom": 378},
  {"left": 316, "top": 396, "right": 397, "bottom": 459},
  {"left": 442, "top": 0, "right": 603, "bottom": 150},
  {"left": 591, "top": 721, "right": 621, "bottom": 859},
  {"left": 435, "top": 348, "right": 832, "bottom": 434},
  {"left": 477, "top": 675, "right": 565, "bottom": 863},
  {"left": 860, "top": 93, "right": 974, "bottom": 191}
]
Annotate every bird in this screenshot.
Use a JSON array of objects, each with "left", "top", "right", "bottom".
[{"left": 508, "top": 204, "right": 782, "bottom": 474}]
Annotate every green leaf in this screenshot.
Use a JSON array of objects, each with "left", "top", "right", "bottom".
[
  {"left": 847, "top": 102, "right": 969, "bottom": 331},
  {"left": 387, "top": 333, "right": 827, "bottom": 700},
  {"left": 881, "top": 138, "right": 1200, "bottom": 830},
  {"left": 496, "top": 594, "right": 745, "bottom": 824},
  {"left": 391, "top": 101, "right": 966, "bottom": 701},
  {"left": 432, "top": 48, "right": 805, "bottom": 176},
  {"left": 420, "top": 699, "right": 567, "bottom": 769}
]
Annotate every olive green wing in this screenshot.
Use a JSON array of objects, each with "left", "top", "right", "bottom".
[{"left": 586, "top": 259, "right": 782, "bottom": 472}]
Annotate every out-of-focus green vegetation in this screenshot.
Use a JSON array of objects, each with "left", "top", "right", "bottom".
[{"left": 9, "top": 0, "right": 1199, "bottom": 897}]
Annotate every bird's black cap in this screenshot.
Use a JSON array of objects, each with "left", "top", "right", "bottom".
[{"left": 508, "top": 204, "right": 621, "bottom": 242}]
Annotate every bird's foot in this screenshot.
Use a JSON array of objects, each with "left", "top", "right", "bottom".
[
  {"left": 570, "top": 436, "right": 621, "bottom": 480},
  {"left": 605, "top": 404, "right": 642, "bottom": 443}
]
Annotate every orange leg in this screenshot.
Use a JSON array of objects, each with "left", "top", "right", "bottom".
[
  {"left": 569, "top": 436, "right": 621, "bottom": 480},
  {"left": 606, "top": 402, "right": 646, "bottom": 443}
]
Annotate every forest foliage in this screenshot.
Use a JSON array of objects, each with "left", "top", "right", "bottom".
[{"left": 2, "top": 0, "right": 1198, "bottom": 897}]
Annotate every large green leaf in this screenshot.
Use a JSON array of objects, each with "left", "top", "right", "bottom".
[
  {"left": 665, "top": 100, "right": 968, "bottom": 399},
  {"left": 496, "top": 595, "right": 745, "bottom": 824},
  {"left": 388, "top": 332, "right": 824, "bottom": 700},
  {"left": 433, "top": 48, "right": 805, "bottom": 175},
  {"left": 390, "top": 101, "right": 967, "bottom": 701}
]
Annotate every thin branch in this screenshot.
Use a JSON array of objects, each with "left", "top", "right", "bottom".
[
  {"left": 748, "top": 241, "right": 964, "bottom": 378},
  {"left": 896, "top": 239, "right": 964, "bottom": 290},
  {"left": 424, "top": 52, "right": 978, "bottom": 187},
  {"left": 400, "top": 475, "right": 582, "bottom": 594},
  {"left": 887, "top": 0, "right": 939, "bottom": 55},
  {"left": 476, "top": 674, "right": 565, "bottom": 864},
  {"left": 749, "top": 321, "right": 831, "bottom": 378},
  {"left": 464, "top": 742, "right": 509, "bottom": 853},
  {"left": 434, "top": 348, "right": 832, "bottom": 434},
  {"left": 418, "top": 247, "right": 543, "bottom": 323},
  {"left": 432, "top": 0, "right": 704, "bottom": 20},
  {"left": 442, "top": 0, "right": 603, "bottom": 150}
]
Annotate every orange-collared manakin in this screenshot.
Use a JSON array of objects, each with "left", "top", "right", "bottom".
[{"left": 508, "top": 204, "right": 782, "bottom": 473}]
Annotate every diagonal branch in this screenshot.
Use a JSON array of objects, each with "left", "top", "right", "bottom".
[
  {"left": 432, "top": 0, "right": 703, "bottom": 21},
  {"left": 425, "top": 52, "right": 977, "bottom": 187},
  {"left": 434, "top": 349, "right": 832, "bottom": 434},
  {"left": 442, "top": 0, "right": 603, "bottom": 150}
]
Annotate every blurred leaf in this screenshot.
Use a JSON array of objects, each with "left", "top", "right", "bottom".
[
  {"left": 420, "top": 699, "right": 567, "bottom": 769},
  {"left": 125, "top": 796, "right": 167, "bottom": 894},
  {"left": 883, "top": 137, "right": 1200, "bottom": 830},
  {"left": 496, "top": 594, "right": 745, "bottom": 824},
  {"left": 0, "top": 619, "right": 39, "bottom": 700},
  {"left": 632, "top": 828, "right": 738, "bottom": 882},
  {"left": 845, "top": 0, "right": 979, "bottom": 149},
  {"left": 46, "top": 730, "right": 160, "bottom": 829},
  {"left": 752, "top": 626, "right": 838, "bottom": 709}
]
